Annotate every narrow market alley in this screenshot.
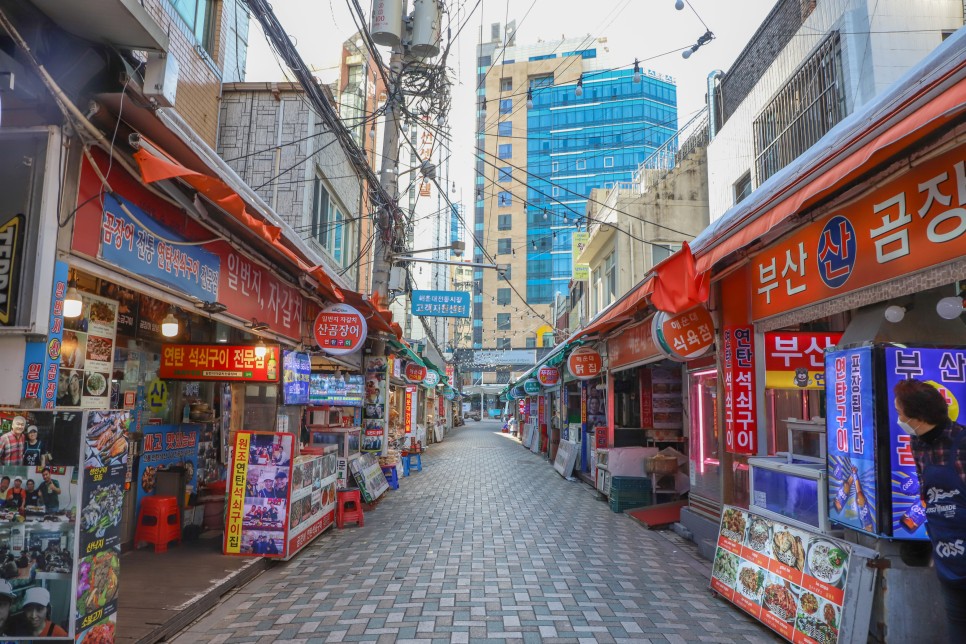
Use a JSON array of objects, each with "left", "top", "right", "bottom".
[{"left": 171, "top": 420, "right": 777, "bottom": 643}]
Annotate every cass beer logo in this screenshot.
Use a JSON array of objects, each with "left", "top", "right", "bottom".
[
  {"left": 935, "top": 539, "right": 965, "bottom": 559},
  {"left": 0, "top": 215, "right": 24, "bottom": 324},
  {"left": 817, "top": 215, "right": 857, "bottom": 289}
]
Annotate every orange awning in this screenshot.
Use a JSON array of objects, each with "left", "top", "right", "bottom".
[
  {"left": 132, "top": 147, "right": 344, "bottom": 303},
  {"left": 574, "top": 278, "right": 654, "bottom": 341},
  {"left": 340, "top": 290, "right": 400, "bottom": 340}
]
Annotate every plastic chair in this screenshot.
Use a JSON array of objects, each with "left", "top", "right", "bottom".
[
  {"left": 134, "top": 496, "right": 181, "bottom": 552},
  {"left": 382, "top": 465, "right": 399, "bottom": 490},
  {"left": 401, "top": 452, "right": 422, "bottom": 476},
  {"left": 336, "top": 488, "right": 364, "bottom": 528}
]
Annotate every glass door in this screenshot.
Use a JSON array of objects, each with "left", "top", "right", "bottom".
[{"left": 689, "top": 369, "right": 721, "bottom": 502}]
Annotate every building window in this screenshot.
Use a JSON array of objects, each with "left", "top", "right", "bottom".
[
  {"left": 497, "top": 288, "right": 511, "bottom": 305},
  {"left": 734, "top": 172, "right": 752, "bottom": 204},
  {"left": 500, "top": 77, "right": 512, "bottom": 92},
  {"left": 497, "top": 313, "right": 511, "bottom": 330},
  {"left": 651, "top": 242, "right": 681, "bottom": 266},
  {"left": 498, "top": 167, "right": 512, "bottom": 183},
  {"left": 551, "top": 161, "right": 558, "bottom": 173},
  {"left": 603, "top": 156, "right": 614, "bottom": 168},
  {"left": 604, "top": 252, "right": 617, "bottom": 307},
  {"left": 498, "top": 143, "right": 512, "bottom": 159},
  {"left": 497, "top": 337, "right": 512, "bottom": 349},
  {"left": 311, "top": 176, "right": 356, "bottom": 271},
  {"left": 542, "top": 332, "right": 555, "bottom": 347},
  {"left": 754, "top": 32, "right": 845, "bottom": 183},
  {"left": 525, "top": 336, "right": 536, "bottom": 348},
  {"left": 497, "top": 191, "right": 512, "bottom": 206},
  {"left": 576, "top": 159, "right": 586, "bottom": 170},
  {"left": 497, "top": 238, "right": 512, "bottom": 254},
  {"left": 499, "top": 266, "right": 511, "bottom": 281},
  {"left": 497, "top": 214, "right": 512, "bottom": 230},
  {"left": 168, "top": 0, "right": 213, "bottom": 51},
  {"left": 552, "top": 186, "right": 560, "bottom": 197},
  {"left": 478, "top": 55, "right": 492, "bottom": 67},
  {"left": 498, "top": 121, "right": 512, "bottom": 136},
  {"left": 499, "top": 98, "right": 513, "bottom": 114}
]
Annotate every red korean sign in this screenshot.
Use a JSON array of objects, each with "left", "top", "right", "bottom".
[
  {"left": 313, "top": 303, "right": 367, "bottom": 355},
  {"left": 608, "top": 318, "right": 660, "bottom": 369},
  {"left": 566, "top": 347, "right": 602, "bottom": 380},
  {"left": 404, "top": 386, "right": 415, "bottom": 434},
  {"left": 764, "top": 332, "right": 842, "bottom": 390},
  {"left": 537, "top": 366, "right": 560, "bottom": 387},
  {"left": 159, "top": 344, "right": 280, "bottom": 381},
  {"left": 405, "top": 363, "right": 427, "bottom": 383},
  {"left": 640, "top": 369, "right": 653, "bottom": 428},
  {"left": 722, "top": 326, "right": 757, "bottom": 455},
  {"left": 751, "top": 143, "right": 966, "bottom": 319},
  {"left": 445, "top": 364, "right": 455, "bottom": 381},
  {"left": 652, "top": 306, "right": 715, "bottom": 362}
]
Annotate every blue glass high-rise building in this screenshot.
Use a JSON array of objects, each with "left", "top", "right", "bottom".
[{"left": 472, "top": 25, "right": 676, "bottom": 384}]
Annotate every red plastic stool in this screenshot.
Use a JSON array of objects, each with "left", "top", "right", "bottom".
[
  {"left": 134, "top": 496, "right": 181, "bottom": 552},
  {"left": 336, "top": 488, "right": 364, "bottom": 528}
]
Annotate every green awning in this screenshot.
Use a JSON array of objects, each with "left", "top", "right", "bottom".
[{"left": 389, "top": 338, "right": 425, "bottom": 368}]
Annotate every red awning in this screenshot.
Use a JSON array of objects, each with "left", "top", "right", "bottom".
[
  {"left": 694, "top": 60, "right": 966, "bottom": 274},
  {"left": 340, "top": 290, "right": 400, "bottom": 340},
  {"left": 574, "top": 278, "right": 654, "bottom": 341}
]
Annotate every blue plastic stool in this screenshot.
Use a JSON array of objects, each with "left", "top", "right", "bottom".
[
  {"left": 401, "top": 453, "right": 422, "bottom": 476},
  {"left": 382, "top": 465, "right": 399, "bottom": 489}
]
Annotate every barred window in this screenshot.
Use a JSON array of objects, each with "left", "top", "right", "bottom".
[{"left": 753, "top": 32, "right": 845, "bottom": 184}]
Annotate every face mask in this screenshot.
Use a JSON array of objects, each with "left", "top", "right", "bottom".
[{"left": 898, "top": 420, "right": 918, "bottom": 436}]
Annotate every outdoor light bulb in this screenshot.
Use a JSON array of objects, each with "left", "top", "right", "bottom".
[
  {"left": 527, "top": 97, "right": 533, "bottom": 109},
  {"left": 884, "top": 305, "right": 906, "bottom": 324},
  {"left": 936, "top": 296, "right": 964, "bottom": 320},
  {"left": 255, "top": 340, "right": 268, "bottom": 359},
  {"left": 675, "top": 0, "right": 685, "bottom": 10},
  {"left": 682, "top": 48, "right": 692, "bottom": 60},
  {"left": 543, "top": 211, "right": 548, "bottom": 220},
  {"left": 63, "top": 281, "right": 83, "bottom": 319},
  {"left": 161, "top": 311, "right": 180, "bottom": 337},
  {"left": 575, "top": 83, "right": 583, "bottom": 98}
]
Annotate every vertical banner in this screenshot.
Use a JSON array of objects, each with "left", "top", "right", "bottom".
[
  {"left": 135, "top": 424, "right": 200, "bottom": 522},
  {"left": 884, "top": 346, "right": 966, "bottom": 540},
  {"left": 723, "top": 326, "right": 758, "bottom": 455},
  {"left": 363, "top": 356, "right": 389, "bottom": 453},
  {"left": 572, "top": 231, "right": 590, "bottom": 280},
  {"left": 21, "top": 260, "right": 69, "bottom": 408},
  {"left": 640, "top": 369, "right": 654, "bottom": 428},
  {"left": 223, "top": 431, "right": 293, "bottom": 557},
  {"left": 825, "top": 347, "right": 877, "bottom": 535},
  {"left": 404, "top": 387, "right": 416, "bottom": 435}
]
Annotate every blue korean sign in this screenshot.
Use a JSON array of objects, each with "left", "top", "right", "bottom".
[
  {"left": 100, "top": 193, "right": 220, "bottom": 302},
  {"left": 826, "top": 347, "right": 878, "bottom": 535},
  {"left": 885, "top": 346, "right": 966, "bottom": 540},
  {"left": 411, "top": 290, "right": 470, "bottom": 318},
  {"left": 136, "top": 424, "right": 200, "bottom": 520},
  {"left": 21, "top": 260, "right": 68, "bottom": 408},
  {"left": 281, "top": 351, "right": 311, "bottom": 406}
]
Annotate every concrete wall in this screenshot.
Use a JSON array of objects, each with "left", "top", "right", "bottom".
[
  {"left": 218, "top": 84, "right": 365, "bottom": 288},
  {"left": 707, "top": 0, "right": 963, "bottom": 220}
]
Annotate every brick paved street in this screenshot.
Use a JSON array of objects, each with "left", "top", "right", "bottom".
[{"left": 171, "top": 420, "right": 778, "bottom": 643}]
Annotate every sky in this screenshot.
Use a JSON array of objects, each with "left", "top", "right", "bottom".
[{"left": 245, "top": 0, "right": 778, "bottom": 223}]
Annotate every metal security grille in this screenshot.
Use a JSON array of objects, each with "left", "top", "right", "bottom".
[{"left": 754, "top": 32, "right": 845, "bottom": 183}]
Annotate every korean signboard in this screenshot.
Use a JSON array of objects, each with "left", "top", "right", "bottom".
[
  {"left": 405, "top": 362, "right": 427, "bottom": 384},
  {"left": 422, "top": 369, "right": 440, "bottom": 388},
  {"left": 537, "top": 366, "right": 560, "bottom": 387},
  {"left": 404, "top": 386, "right": 415, "bottom": 435},
  {"left": 136, "top": 423, "right": 200, "bottom": 522},
  {"left": 281, "top": 350, "right": 311, "bottom": 405},
  {"left": 523, "top": 378, "right": 541, "bottom": 395},
  {"left": 21, "top": 260, "right": 68, "bottom": 408},
  {"left": 764, "top": 332, "right": 842, "bottom": 390},
  {"left": 566, "top": 347, "right": 602, "bottom": 380},
  {"left": 711, "top": 505, "right": 853, "bottom": 643},
  {"left": 100, "top": 193, "right": 220, "bottom": 302},
  {"left": 751, "top": 143, "right": 966, "bottom": 319},
  {"left": 224, "top": 431, "right": 294, "bottom": 558},
  {"left": 314, "top": 303, "right": 367, "bottom": 356},
  {"left": 825, "top": 347, "right": 878, "bottom": 535},
  {"left": 652, "top": 306, "right": 714, "bottom": 362},
  {"left": 723, "top": 326, "right": 757, "bottom": 455},
  {"left": 607, "top": 319, "right": 659, "bottom": 370},
  {"left": 884, "top": 346, "right": 966, "bottom": 540},
  {"left": 572, "top": 231, "right": 589, "bottom": 281},
  {"left": 159, "top": 344, "right": 280, "bottom": 382},
  {"left": 411, "top": 290, "right": 470, "bottom": 318},
  {"left": 286, "top": 451, "right": 338, "bottom": 559}
]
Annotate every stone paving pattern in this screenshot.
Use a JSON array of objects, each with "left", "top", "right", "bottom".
[{"left": 172, "top": 420, "right": 778, "bottom": 643}]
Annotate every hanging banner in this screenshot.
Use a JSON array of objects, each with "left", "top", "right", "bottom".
[
  {"left": 825, "top": 347, "right": 877, "bottom": 535},
  {"left": 537, "top": 366, "right": 560, "bottom": 387},
  {"left": 652, "top": 305, "right": 715, "bottom": 362},
  {"left": 362, "top": 356, "right": 389, "bottom": 453},
  {"left": 566, "top": 346, "right": 602, "bottom": 380},
  {"left": 711, "top": 505, "right": 853, "bottom": 644},
  {"left": 572, "top": 231, "right": 590, "bottom": 280},
  {"left": 159, "top": 344, "right": 279, "bottom": 382},
  {"left": 313, "top": 303, "right": 367, "bottom": 356},
  {"left": 411, "top": 290, "right": 470, "bottom": 318},
  {"left": 405, "top": 362, "right": 427, "bottom": 384},
  {"left": 764, "top": 332, "right": 842, "bottom": 390},
  {"left": 884, "top": 346, "right": 966, "bottom": 541},
  {"left": 21, "top": 260, "right": 68, "bottom": 408},
  {"left": 404, "top": 386, "right": 415, "bottom": 435},
  {"left": 723, "top": 326, "right": 757, "bottom": 455}
]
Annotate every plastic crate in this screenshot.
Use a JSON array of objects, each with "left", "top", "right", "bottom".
[
  {"left": 610, "top": 493, "right": 653, "bottom": 513},
  {"left": 608, "top": 476, "right": 652, "bottom": 494}
]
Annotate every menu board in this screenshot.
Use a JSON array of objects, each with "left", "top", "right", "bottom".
[
  {"left": 649, "top": 367, "right": 683, "bottom": 430},
  {"left": 711, "top": 506, "right": 851, "bottom": 644},
  {"left": 135, "top": 424, "right": 200, "bottom": 523},
  {"left": 553, "top": 440, "right": 578, "bottom": 479},
  {"left": 282, "top": 351, "right": 311, "bottom": 406},
  {"left": 61, "top": 292, "right": 119, "bottom": 409},
  {"left": 348, "top": 453, "right": 389, "bottom": 503},
  {"left": 224, "top": 432, "right": 294, "bottom": 557},
  {"left": 825, "top": 347, "right": 878, "bottom": 535},
  {"left": 884, "top": 346, "right": 966, "bottom": 540},
  {"left": 285, "top": 451, "right": 338, "bottom": 559}
]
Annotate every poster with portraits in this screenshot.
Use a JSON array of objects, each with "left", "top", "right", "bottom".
[
  {"left": 285, "top": 452, "right": 338, "bottom": 559},
  {"left": 60, "top": 293, "right": 119, "bottom": 410}
]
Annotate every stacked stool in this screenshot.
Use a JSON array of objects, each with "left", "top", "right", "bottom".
[
  {"left": 336, "top": 488, "right": 364, "bottom": 528},
  {"left": 134, "top": 496, "right": 181, "bottom": 552}
]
